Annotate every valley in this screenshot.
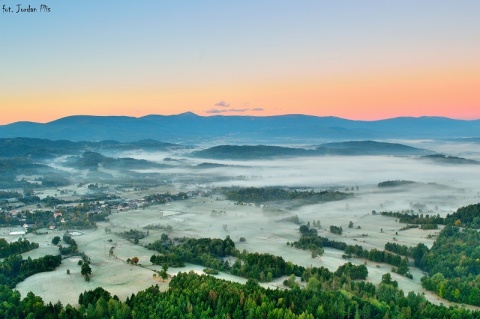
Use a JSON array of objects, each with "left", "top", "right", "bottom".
[{"left": 2, "top": 137, "right": 480, "bottom": 315}]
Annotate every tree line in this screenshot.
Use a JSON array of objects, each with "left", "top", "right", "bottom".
[
  {"left": 147, "top": 235, "right": 236, "bottom": 270},
  {"left": 0, "top": 238, "right": 39, "bottom": 258},
  {"left": 0, "top": 254, "right": 61, "bottom": 288},
  {"left": 223, "top": 186, "right": 352, "bottom": 204},
  {"left": 290, "top": 224, "right": 413, "bottom": 278},
  {"left": 143, "top": 192, "right": 188, "bottom": 204}
]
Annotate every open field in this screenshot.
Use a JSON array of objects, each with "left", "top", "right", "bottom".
[{"left": 8, "top": 195, "right": 464, "bottom": 307}]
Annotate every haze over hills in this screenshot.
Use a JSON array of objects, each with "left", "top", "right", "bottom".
[{"left": 1, "top": 113, "right": 480, "bottom": 143}]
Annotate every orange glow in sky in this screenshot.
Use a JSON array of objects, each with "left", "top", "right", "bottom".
[{"left": 2, "top": 64, "right": 479, "bottom": 124}]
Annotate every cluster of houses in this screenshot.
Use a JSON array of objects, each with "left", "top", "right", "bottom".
[
  {"left": 21, "top": 211, "right": 65, "bottom": 231},
  {"left": 117, "top": 199, "right": 143, "bottom": 211},
  {"left": 1, "top": 188, "right": 212, "bottom": 235},
  {"left": 114, "top": 190, "right": 207, "bottom": 212}
]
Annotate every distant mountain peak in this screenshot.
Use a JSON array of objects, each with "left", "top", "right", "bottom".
[{"left": 177, "top": 112, "right": 199, "bottom": 117}]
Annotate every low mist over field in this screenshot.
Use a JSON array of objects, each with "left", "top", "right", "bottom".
[{"left": 131, "top": 152, "right": 477, "bottom": 188}]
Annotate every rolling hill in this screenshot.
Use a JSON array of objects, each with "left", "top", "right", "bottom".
[
  {"left": 191, "top": 141, "right": 432, "bottom": 159},
  {"left": 0, "top": 137, "right": 179, "bottom": 159},
  {"left": 316, "top": 140, "right": 433, "bottom": 155}
]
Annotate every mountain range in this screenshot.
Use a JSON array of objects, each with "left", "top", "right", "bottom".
[{"left": 1, "top": 113, "right": 479, "bottom": 143}]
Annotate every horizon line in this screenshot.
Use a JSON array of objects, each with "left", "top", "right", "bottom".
[{"left": 2, "top": 112, "right": 480, "bottom": 126}]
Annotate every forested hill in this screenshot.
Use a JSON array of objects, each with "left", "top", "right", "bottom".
[
  {"left": 0, "top": 137, "right": 179, "bottom": 159},
  {"left": 0, "top": 158, "right": 57, "bottom": 189},
  {"left": 421, "top": 154, "right": 480, "bottom": 165},
  {"left": 317, "top": 140, "right": 433, "bottom": 155},
  {"left": 64, "top": 151, "right": 168, "bottom": 170},
  {"left": 191, "top": 145, "right": 315, "bottom": 159},
  {"left": 223, "top": 187, "right": 353, "bottom": 204},
  {"left": 192, "top": 141, "right": 431, "bottom": 159},
  {"left": 1, "top": 113, "right": 480, "bottom": 142}
]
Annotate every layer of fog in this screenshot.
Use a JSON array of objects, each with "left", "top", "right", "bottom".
[
  {"left": 124, "top": 154, "right": 477, "bottom": 188},
  {"left": 29, "top": 140, "right": 480, "bottom": 217},
  {"left": 114, "top": 141, "right": 480, "bottom": 217},
  {"left": 390, "top": 139, "right": 480, "bottom": 161}
]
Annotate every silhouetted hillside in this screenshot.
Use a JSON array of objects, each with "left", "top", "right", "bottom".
[
  {"left": 192, "top": 145, "right": 314, "bottom": 159},
  {"left": 0, "top": 137, "right": 179, "bottom": 159},
  {"left": 421, "top": 154, "right": 479, "bottom": 165},
  {"left": 317, "top": 140, "right": 433, "bottom": 155},
  {"left": 64, "top": 152, "right": 167, "bottom": 170},
  {"left": 192, "top": 141, "right": 432, "bottom": 159},
  {"left": 1, "top": 113, "right": 479, "bottom": 142}
]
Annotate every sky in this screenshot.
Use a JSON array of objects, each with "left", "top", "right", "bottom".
[{"left": 1, "top": 1, "right": 479, "bottom": 124}]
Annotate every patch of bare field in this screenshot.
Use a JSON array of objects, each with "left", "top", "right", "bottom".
[
  {"left": 22, "top": 243, "right": 59, "bottom": 260},
  {"left": 15, "top": 254, "right": 162, "bottom": 306},
  {"left": 15, "top": 225, "right": 169, "bottom": 306},
  {"left": 1, "top": 227, "right": 25, "bottom": 239}
]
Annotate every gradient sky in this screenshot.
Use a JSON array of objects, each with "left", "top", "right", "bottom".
[{"left": 1, "top": 1, "right": 479, "bottom": 124}]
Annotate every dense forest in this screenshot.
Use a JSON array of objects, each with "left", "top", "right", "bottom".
[
  {"left": 444, "top": 203, "right": 480, "bottom": 228},
  {"left": 0, "top": 137, "right": 177, "bottom": 160},
  {"left": 0, "top": 254, "right": 61, "bottom": 288},
  {"left": 421, "top": 154, "right": 479, "bottom": 165},
  {"left": 420, "top": 225, "right": 480, "bottom": 305},
  {"left": 64, "top": 151, "right": 168, "bottom": 171},
  {"left": 115, "top": 229, "right": 148, "bottom": 244},
  {"left": 384, "top": 242, "right": 429, "bottom": 267},
  {"left": 223, "top": 187, "right": 352, "bottom": 204},
  {"left": 192, "top": 141, "right": 430, "bottom": 159},
  {"left": 147, "top": 235, "right": 236, "bottom": 270},
  {"left": 0, "top": 238, "right": 39, "bottom": 258},
  {"left": 381, "top": 203, "right": 480, "bottom": 306},
  {"left": 317, "top": 141, "right": 430, "bottom": 155},
  {"left": 377, "top": 180, "right": 416, "bottom": 188},
  {"left": 143, "top": 192, "right": 188, "bottom": 204},
  {"left": 230, "top": 252, "right": 304, "bottom": 282},
  {"left": 380, "top": 211, "right": 444, "bottom": 225},
  {"left": 192, "top": 145, "right": 315, "bottom": 159},
  {"left": 1, "top": 271, "right": 480, "bottom": 318},
  {"left": 0, "top": 158, "right": 55, "bottom": 189}
]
